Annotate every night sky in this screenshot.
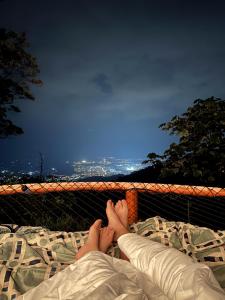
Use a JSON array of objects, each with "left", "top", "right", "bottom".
[{"left": 1, "top": 0, "right": 225, "bottom": 172}]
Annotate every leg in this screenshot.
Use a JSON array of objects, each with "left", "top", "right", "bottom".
[
  {"left": 117, "top": 235, "right": 225, "bottom": 300},
  {"left": 106, "top": 201, "right": 225, "bottom": 299},
  {"left": 25, "top": 244, "right": 142, "bottom": 299}
]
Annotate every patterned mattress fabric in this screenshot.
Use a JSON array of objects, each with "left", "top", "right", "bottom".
[{"left": 0, "top": 217, "right": 225, "bottom": 300}]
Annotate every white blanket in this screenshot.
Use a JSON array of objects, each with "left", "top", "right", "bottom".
[{"left": 21, "top": 233, "right": 225, "bottom": 300}]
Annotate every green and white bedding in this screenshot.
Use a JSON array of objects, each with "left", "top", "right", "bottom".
[{"left": 0, "top": 216, "right": 225, "bottom": 299}]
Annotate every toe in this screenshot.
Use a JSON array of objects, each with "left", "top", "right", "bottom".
[
  {"left": 122, "top": 199, "right": 127, "bottom": 207},
  {"left": 91, "top": 219, "right": 102, "bottom": 230},
  {"left": 107, "top": 200, "right": 111, "bottom": 208},
  {"left": 108, "top": 200, "right": 115, "bottom": 211},
  {"left": 115, "top": 201, "right": 119, "bottom": 210}
]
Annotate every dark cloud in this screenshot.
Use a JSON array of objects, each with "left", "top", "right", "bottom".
[{"left": 92, "top": 73, "right": 113, "bottom": 94}]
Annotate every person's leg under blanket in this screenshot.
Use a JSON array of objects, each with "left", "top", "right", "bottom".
[
  {"left": 22, "top": 250, "right": 147, "bottom": 300},
  {"left": 22, "top": 219, "right": 148, "bottom": 300},
  {"left": 117, "top": 233, "right": 225, "bottom": 300}
]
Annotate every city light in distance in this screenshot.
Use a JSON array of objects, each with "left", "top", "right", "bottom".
[{"left": 126, "top": 167, "right": 135, "bottom": 171}]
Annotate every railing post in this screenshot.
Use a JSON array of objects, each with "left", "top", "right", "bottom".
[{"left": 126, "top": 189, "right": 138, "bottom": 224}]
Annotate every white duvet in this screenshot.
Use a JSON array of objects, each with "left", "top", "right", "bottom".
[{"left": 21, "top": 233, "right": 225, "bottom": 300}]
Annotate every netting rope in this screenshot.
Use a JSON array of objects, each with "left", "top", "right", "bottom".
[{"left": 0, "top": 182, "right": 225, "bottom": 230}]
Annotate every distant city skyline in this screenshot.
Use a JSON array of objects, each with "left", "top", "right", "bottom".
[{"left": 0, "top": 156, "right": 145, "bottom": 177}]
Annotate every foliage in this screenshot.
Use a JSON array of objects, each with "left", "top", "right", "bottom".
[
  {"left": 0, "top": 192, "right": 92, "bottom": 231},
  {"left": 33, "top": 212, "right": 90, "bottom": 232},
  {"left": 0, "top": 28, "right": 42, "bottom": 138},
  {"left": 144, "top": 97, "right": 225, "bottom": 185}
]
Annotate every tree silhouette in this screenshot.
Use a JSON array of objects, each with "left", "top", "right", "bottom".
[
  {"left": 0, "top": 28, "right": 42, "bottom": 138},
  {"left": 144, "top": 97, "right": 225, "bottom": 185}
]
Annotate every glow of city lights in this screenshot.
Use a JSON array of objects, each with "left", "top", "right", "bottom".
[{"left": 126, "top": 166, "right": 135, "bottom": 171}]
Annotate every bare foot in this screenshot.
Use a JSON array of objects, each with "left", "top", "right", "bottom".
[
  {"left": 106, "top": 200, "right": 129, "bottom": 241},
  {"left": 115, "top": 199, "right": 129, "bottom": 230},
  {"left": 75, "top": 219, "right": 102, "bottom": 260},
  {"left": 99, "top": 226, "right": 115, "bottom": 253},
  {"left": 114, "top": 200, "right": 130, "bottom": 261}
]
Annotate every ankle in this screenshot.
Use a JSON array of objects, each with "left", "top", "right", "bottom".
[{"left": 115, "top": 226, "right": 129, "bottom": 240}]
